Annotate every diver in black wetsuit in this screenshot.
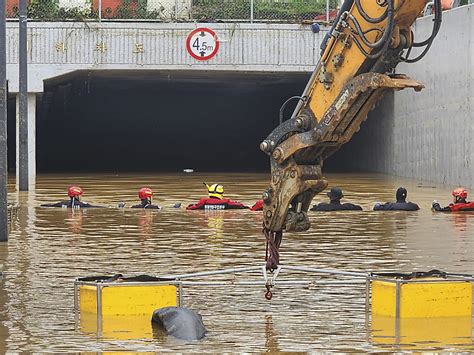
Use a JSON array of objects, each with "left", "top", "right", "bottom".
[
  {"left": 373, "top": 187, "right": 420, "bottom": 211},
  {"left": 310, "top": 187, "right": 362, "bottom": 211},
  {"left": 41, "top": 186, "right": 103, "bottom": 208},
  {"left": 131, "top": 188, "right": 161, "bottom": 209}
]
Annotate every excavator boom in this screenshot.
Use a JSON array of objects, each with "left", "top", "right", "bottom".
[{"left": 260, "top": 0, "right": 442, "bottom": 270}]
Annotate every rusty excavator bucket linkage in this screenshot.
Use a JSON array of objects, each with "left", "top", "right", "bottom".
[{"left": 259, "top": 0, "right": 442, "bottom": 272}]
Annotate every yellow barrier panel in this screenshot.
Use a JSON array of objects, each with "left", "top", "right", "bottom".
[
  {"left": 371, "top": 278, "right": 472, "bottom": 318},
  {"left": 79, "top": 283, "right": 177, "bottom": 316}
]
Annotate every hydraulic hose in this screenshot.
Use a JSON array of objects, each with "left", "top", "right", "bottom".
[
  {"left": 403, "top": 0, "right": 442, "bottom": 63},
  {"left": 355, "top": 0, "right": 388, "bottom": 24},
  {"left": 349, "top": 0, "right": 395, "bottom": 59},
  {"left": 279, "top": 96, "right": 305, "bottom": 124},
  {"left": 413, "top": 0, "right": 442, "bottom": 47},
  {"left": 347, "top": 4, "right": 393, "bottom": 49}
]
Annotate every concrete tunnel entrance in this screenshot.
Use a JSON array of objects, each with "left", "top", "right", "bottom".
[
  {"left": 37, "top": 70, "right": 314, "bottom": 173},
  {"left": 32, "top": 70, "right": 368, "bottom": 174}
]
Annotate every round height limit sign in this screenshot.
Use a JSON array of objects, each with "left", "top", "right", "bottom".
[{"left": 186, "top": 28, "right": 219, "bottom": 61}]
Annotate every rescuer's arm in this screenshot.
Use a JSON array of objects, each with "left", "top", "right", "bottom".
[
  {"left": 77, "top": 201, "right": 106, "bottom": 208},
  {"left": 431, "top": 201, "right": 452, "bottom": 212},
  {"left": 186, "top": 198, "right": 207, "bottom": 210},
  {"left": 226, "top": 201, "right": 249, "bottom": 209},
  {"left": 41, "top": 201, "right": 67, "bottom": 208},
  {"left": 373, "top": 203, "right": 386, "bottom": 211}
]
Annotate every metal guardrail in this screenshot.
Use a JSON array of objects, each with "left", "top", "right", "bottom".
[
  {"left": 74, "top": 264, "right": 474, "bottom": 310},
  {"left": 5, "top": 0, "right": 338, "bottom": 23}
]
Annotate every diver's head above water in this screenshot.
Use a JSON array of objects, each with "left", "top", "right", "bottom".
[
  {"left": 68, "top": 186, "right": 83, "bottom": 201},
  {"left": 327, "top": 187, "right": 343, "bottom": 203},
  {"left": 396, "top": 187, "right": 407, "bottom": 203},
  {"left": 452, "top": 187, "right": 468, "bottom": 204},
  {"left": 138, "top": 187, "right": 154, "bottom": 205},
  {"left": 205, "top": 183, "right": 224, "bottom": 200}
]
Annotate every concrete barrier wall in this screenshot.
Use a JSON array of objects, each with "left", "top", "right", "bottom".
[{"left": 338, "top": 5, "right": 474, "bottom": 189}]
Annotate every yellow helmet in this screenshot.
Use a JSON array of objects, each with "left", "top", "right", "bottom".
[{"left": 205, "top": 183, "right": 224, "bottom": 199}]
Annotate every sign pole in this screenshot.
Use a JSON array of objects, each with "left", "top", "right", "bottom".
[
  {"left": 0, "top": 0, "right": 8, "bottom": 241},
  {"left": 18, "top": 0, "right": 28, "bottom": 191}
]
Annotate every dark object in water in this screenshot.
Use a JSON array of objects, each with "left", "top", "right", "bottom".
[{"left": 152, "top": 307, "right": 207, "bottom": 341}]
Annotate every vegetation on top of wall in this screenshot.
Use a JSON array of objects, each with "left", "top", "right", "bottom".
[
  {"left": 191, "top": 0, "right": 338, "bottom": 22},
  {"left": 8, "top": 0, "right": 95, "bottom": 20},
  {"left": 9, "top": 0, "right": 339, "bottom": 22}
]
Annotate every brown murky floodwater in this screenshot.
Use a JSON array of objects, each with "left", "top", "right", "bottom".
[{"left": 0, "top": 173, "right": 473, "bottom": 352}]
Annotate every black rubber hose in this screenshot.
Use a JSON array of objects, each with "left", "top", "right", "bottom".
[
  {"left": 355, "top": 0, "right": 388, "bottom": 24},
  {"left": 349, "top": 0, "right": 395, "bottom": 59},
  {"left": 279, "top": 96, "right": 305, "bottom": 124},
  {"left": 347, "top": 1, "right": 394, "bottom": 50},
  {"left": 404, "top": 0, "right": 442, "bottom": 63},
  {"left": 412, "top": 0, "right": 442, "bottom": 47}
]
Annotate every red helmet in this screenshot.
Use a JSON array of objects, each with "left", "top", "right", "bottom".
[
  {"left": 452, "top": 187, "right": 468, "bottom": 199},
  {"left": 139, "top": 187, "right": 153, "bottom": 200},
  {"left": 68, "top": 186, "right": 83, "bottom": 198}
]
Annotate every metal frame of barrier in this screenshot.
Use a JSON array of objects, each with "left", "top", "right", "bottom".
[
  {"left": 74, "top": 265, "right": 474, "bottom": 339},
  {"left": 73, "top": 264, "right": 369, "bottom": 311},
  {"left": 74, "top": 265, "right": 474, "bottom": 310}
]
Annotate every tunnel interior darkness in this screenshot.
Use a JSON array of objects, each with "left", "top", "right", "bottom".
[{"left": 37, "top": 70, "right": 314, "bottom": 173}]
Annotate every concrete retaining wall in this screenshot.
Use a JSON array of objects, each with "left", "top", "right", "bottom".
[{"left": 338, "top": 5, "right": 474, "bottom": 189}]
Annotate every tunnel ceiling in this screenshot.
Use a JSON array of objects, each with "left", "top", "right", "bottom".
[{"left": 37, "top": 70, "right": 312, "bottom": 173}]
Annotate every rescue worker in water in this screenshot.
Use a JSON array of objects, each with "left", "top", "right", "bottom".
[
  {"left": 310, "top": 187, "right": 362, "bottom": 211},
  {"left": 432, "top": 187, "right": 474, "bottom": 212},
  {"left": 131, "top": 188, "right": 161, "bottom": 209},
  {"left": 373, "top": 187, "right": 420, "bottom": 211},
  {"left": 41, "top": 186, "right": 103, "bottom": 208},
  {"left": 186, "top": 183, "right": 248, "bottom": 210}
]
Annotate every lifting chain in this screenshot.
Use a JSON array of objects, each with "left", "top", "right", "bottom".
[{"left": 263, "top": 225, "right": 282, "bottom": 272}]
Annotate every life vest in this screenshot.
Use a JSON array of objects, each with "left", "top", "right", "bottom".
[
  {"left": 186, "top": 198, "right": 248, "bottom": 210},
  {"left": 449, "top": 201, "right": 474, "bottom": 212},
  {"left": 250, "top": 200, "right": 264, "bottom": 211}
]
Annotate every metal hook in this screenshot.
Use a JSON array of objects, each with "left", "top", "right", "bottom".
[{"left": 265, "top": 283, "right": 273, "bottom": 300}]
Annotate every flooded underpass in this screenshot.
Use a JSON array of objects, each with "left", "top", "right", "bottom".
[
  {"left": 0, "top": 172, "right": 473, "bottom": 352},
  {"left": 35, "top": 71, "right": 311, "bottom": 173}
]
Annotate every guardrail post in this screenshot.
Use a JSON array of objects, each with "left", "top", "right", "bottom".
[
  {"left": 98, "top": 0, "right": 102, "bottom": 22},
  {"left": 326, "top": 0, "right": 330, "bottom": 23},
  {"left": 250, "top": 0, "right": 254, "bottom": 23}
]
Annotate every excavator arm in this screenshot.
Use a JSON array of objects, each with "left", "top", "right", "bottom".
[{"left": 260, "top": 0, "right": 442, "bottom": 269}]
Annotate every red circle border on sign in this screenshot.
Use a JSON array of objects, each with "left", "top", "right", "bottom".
[{"left": 186, "top": 27, "right": 220, "bottom": 61}]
